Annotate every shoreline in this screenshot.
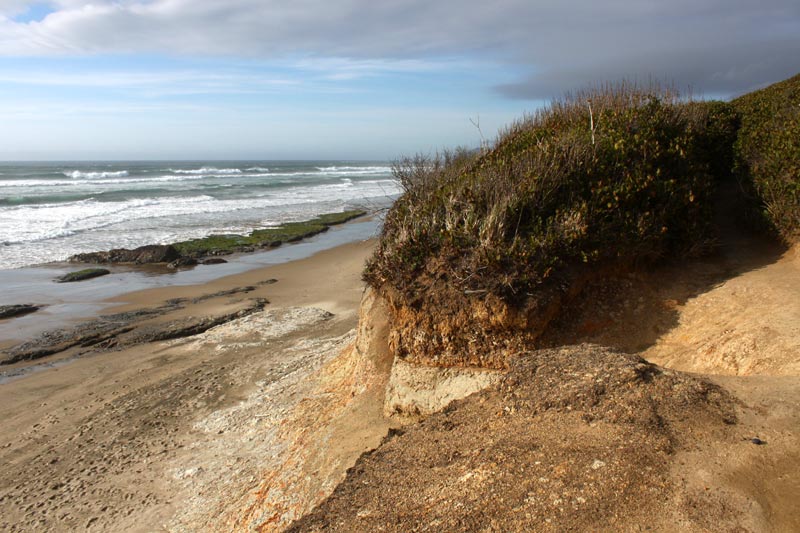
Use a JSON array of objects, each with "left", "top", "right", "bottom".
[
  {"left": 0, "top": 215, "right": 381, "bottom": 345},
  {"left": 0, "top": 235, "right": 389, "bottom": 532}
]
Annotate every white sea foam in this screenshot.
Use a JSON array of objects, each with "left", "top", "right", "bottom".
[
  {"left": 316, "top": 166, "right": 391, "bottom": 172},
  {"left": 172, "top": 167, "right": 243, "bottom": 175},
  {"left": 262, "top": 168, "right": 391, "bottom": 179},
  {"left": 0, "top": 179, "right": 399, "bottom": 248},
  {"left": 0, "top": 196, "right": 211, "bottom": 245},
  {"left": 0, "top": 171, "right": 386, "bottom": 191},
  {"left": 0, "top": 163, "right": 400, "bottom": 269},
  {"left": 0, "top": 174, "right": 214, "bottom": 188},
  {"left": 63, "top": 170, "right": 130, "bottom": 179}
]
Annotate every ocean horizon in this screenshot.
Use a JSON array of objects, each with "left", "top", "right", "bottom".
[{"left": 0, "top": 160, "right": 399, "bottom": 270}]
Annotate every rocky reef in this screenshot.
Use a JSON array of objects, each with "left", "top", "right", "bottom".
[
  {"left": 67, "top": 210, "right": 367, "bottom": 266},
  {"left": 69, "top": 245, "right": 180, "bottom": 265}
]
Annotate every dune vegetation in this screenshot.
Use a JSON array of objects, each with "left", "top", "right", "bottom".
[
  {"left": 364, "top": 75, "right": 797, "bottom": 367},
  {"left": 733, "top": 73, "right": 800, "bottom": 241}
]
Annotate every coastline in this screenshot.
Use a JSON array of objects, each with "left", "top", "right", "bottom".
[
  {"left": 0, "top": 233, "right": 391, "bottom": 532},
  {"left": 0, "top": 215, "right": 382, "bottom": 345}
]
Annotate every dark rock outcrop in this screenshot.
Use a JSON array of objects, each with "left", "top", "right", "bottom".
[
  {"left": 69, "top": 245, "right": 181, "bottom": 265},
  {"left": 167, "top": 257, "right": 199, "bottom": 269},
  {"left": 0, "top": 295, "right": 267, "bottom": 365},
  {"left": 201, "top": 258, "right": 228, "bottom": 265},
  {"left": 0, "top": 305, "right": 40, "bottom": 320},
  {"left": 57, "top": 268, "right": 111, "bottom": 283}
]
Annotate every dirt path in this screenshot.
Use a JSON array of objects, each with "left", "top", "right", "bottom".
[{"left": 642, "top": 245, "right": 800, "bottom": 376}]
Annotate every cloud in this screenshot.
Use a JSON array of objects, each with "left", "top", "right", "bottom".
[
  {"left": 497, "top": 38, "right": 800, "bottom": 99},
  {"left": 0, "top": 0, "right": 798, "bottom": 98}
]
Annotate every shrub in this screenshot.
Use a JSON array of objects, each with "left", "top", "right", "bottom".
[
  {"left": 365, "top": 83, "right": 725, "bottom": 306},
  {"left": 733, "top": 74, "right": 800, "bottom": 242}
]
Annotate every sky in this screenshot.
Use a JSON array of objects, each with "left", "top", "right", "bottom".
[{"left": 0, "top": 1, "right": 798, "bottom": 160}]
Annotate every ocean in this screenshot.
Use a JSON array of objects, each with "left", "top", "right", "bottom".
[{"left": 0, "top": 161, "right": 399, "bottom": 270}]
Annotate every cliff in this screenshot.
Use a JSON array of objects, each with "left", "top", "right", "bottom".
[{"left": 285, "top": 75, "right": 800, "bottom": 531}]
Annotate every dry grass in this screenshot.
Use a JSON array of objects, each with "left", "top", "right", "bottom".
[{"left": 366, "top": 82, "right": 732, "bottom": 305}]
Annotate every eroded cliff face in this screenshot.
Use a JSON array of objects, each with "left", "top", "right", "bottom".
[
  {"left": 370, "top": 285, "right": 529, "bottom": 420},
  {"left": 163, "top": 296, "right": 396, "bottom": 533},
  {"left": 375, "top": 261, "right": 612, "bottom": 373},
  {"left": 379, "top": 285, "right": 553, "bottom": 370},
  {"left": 290, "top": 241, "right": 800, "bottom": 532},
  {"left": 384, "top": 359, "right": 501, "bottom": 420},
  {"left": 372, "top": 275, "right": 584, "bottom": 420}
]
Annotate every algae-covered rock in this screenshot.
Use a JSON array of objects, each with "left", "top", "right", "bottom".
[
  {"left": 57, "top": 268, "right": 111, "bottom": 283},
  {"left": 69, "top": 245, "right": 181, "bottom": 264}
]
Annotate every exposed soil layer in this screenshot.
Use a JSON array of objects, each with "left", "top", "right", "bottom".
[{"left": 289, "top": 345, "right": 767, "bottom": 532}]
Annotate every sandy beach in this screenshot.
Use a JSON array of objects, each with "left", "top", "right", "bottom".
[
  {"left": 0, "top": 216, "right": 382, "bottom": 347},
  {"left": 0, "top": 237, "right": 392, "bottom": 532}
]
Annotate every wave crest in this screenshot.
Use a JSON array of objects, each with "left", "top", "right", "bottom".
[
  {"left": 64, "top": 170, "right": 129, "bottom": 179},
  {"left": 172, "top": 167, "right": 243, "bottom": 175}
]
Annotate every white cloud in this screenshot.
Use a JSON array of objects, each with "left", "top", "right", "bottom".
[{"left": 0, "top": 0, "right": 798, "bottom": 96}]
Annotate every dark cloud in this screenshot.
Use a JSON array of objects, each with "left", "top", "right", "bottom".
[
  {"left": 497, "top": 38, "right": 800, "bottom": 100},
  {"left": 1, "top": 0, "right": 798, "bottom": 98}
]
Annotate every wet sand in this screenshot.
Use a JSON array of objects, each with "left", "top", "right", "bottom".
[
  {"left": 0, "top": 216, "right": 381, "bottom": 345},
  {"left": 0, "top": 237, "right": 392, "bottom": 532}
]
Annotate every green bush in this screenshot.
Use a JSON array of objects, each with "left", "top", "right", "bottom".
[
  {"left": 685, "top": 100, "right": 740, "bottom": 183},
  {"left": 733, "top": 74, "right": 800, "bottom": 242},
  {"left": 365, "top": 83, "right": 728, "bottom": 304}
]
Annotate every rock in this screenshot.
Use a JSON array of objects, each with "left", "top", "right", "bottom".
[
  {"left": 384, "top": 359, "right": 502, "bottom": 420},
  {"left": 167, "top": 257, "right": 198, "bottom": 269},
  {"left": 57, "top": 268, "right": 110, "bottom": 283},
  {"left": 0, "top": 305, "right": 39, "bottom": 320},
  {"left": 69, "top": 245, "right": 181, "bottom": 264},
  {"left": 201, "top": 258, "right": 228, "bottom": 265}
]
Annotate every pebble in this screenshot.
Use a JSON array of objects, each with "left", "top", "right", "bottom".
[{"left": 591, "top": 459, "right": 606, "bottom": 470}]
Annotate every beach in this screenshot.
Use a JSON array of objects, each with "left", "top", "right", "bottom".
[
  {"left": 0, "top": 215, "right": 382, "bottom": 345},
  {"left": 0, "top": 235, "right": 393, "bottom": 532}
]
